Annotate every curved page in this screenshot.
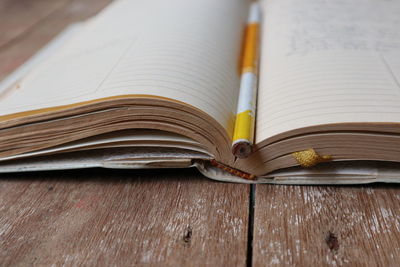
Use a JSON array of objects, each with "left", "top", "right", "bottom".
[
  {"left": 256, "top": 0, "right": 400, "bottom": 143},
  {"left": 0, "top": 0, "right": 249, "bottom": 135}
]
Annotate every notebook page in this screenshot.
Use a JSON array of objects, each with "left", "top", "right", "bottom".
[
  {"left": 0, "top": 0, "right": 249, "bottom": 132},
  {"left": 256, "top": 0, "right": 400, "bottom": 143}
]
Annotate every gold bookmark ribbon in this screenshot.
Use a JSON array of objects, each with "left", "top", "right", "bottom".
[{"left": 292, "top": 148, "right": 332, "bottom": 168}]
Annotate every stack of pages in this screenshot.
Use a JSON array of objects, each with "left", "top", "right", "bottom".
[{"left": 1, "top": 0, "right": 400, "bottom": 184}]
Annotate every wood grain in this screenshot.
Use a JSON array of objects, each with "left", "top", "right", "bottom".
[
  {"left": 0, "top": 1, "right": 249, "bottom": 266},
  {"left": 252, "top": 185, "right": 400, "bottom": 266},
  {"left": 0, "top": 0, "right": 113, "bottom": 80},
  {"left": 2, "top": 0, "right": 400, "bottom": 266},
  {"left": 0, "top": 0, "right": 69, "bottom": 49},
  {"left": 0, "top": 169, "right": 249, "bottom": 266}
]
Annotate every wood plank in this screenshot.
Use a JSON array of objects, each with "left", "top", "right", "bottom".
[
  {"left": 0, "top": 169, "right": 249, "bottom": 266},
  {"left": 0, "top": 0, "right": 113, "bottom": 80},
  {"left": 252, "top": 185, "right": 400, "bottom": 266},
  {"left": 0, "top": 0, "right": 70, "bottom": 49},
  {"left": 0, "top": 1, "right": 250, "bottom": 265}
]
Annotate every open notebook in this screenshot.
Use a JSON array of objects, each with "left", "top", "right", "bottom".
[{"left": 1, "top": 0, "right": 400, "bottom": 184}]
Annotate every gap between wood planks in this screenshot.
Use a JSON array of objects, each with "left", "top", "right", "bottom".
[
  {"left": 247, "top": 184, "right": 340, "bottom": 267},
  {"left": 246, "top": 184, "right": 256, "bottom": 267}
]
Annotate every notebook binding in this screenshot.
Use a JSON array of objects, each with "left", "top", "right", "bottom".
[{"left": 211, "top": 159, "right": 256, "bottom": 180}]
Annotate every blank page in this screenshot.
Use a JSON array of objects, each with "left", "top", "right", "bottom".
[
  {"left": 256, "top": 0, "right": 400, "bottom": 143},
  {"left": 0, "top": 0, "right": 249, "bottom": 133}
]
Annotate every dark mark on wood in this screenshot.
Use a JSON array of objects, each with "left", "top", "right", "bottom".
[
  {"left": 183, "top": 226, "right": 192, "bottom": 243},
  {"left": 326, "top": 231, "right": 339, "bottom": 251},
  {"left": 48, "top": 186, "right": 54, "bottom": 191}
]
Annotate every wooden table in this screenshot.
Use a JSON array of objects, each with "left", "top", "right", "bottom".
[{"left": 0, "top": 0, "right": 399, "bottom": 266}]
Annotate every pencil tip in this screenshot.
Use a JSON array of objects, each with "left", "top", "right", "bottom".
[{"left": 232, "top": 141, "right": 252, "bottom": 158}]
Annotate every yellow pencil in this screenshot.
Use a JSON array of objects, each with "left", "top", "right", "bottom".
[{"left": 232, "top": 2, "right": 261, "bottom": 158}]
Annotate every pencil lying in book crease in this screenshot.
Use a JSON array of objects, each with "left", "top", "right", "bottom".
[{"left": 232, "top": 2, "right": 261, "bottom": 159}]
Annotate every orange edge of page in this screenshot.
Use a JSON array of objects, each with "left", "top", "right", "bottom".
[{"left": 0, "top": 94, "right": 200, "bottom": 123}]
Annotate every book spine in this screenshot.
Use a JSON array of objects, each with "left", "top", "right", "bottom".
[{"left": 210, "top": 159, "right": 255, "bottom": 180}]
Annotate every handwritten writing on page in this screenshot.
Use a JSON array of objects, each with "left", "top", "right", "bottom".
[{"left": 256, "top": 0, "right": 400, "bottom": 143}]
